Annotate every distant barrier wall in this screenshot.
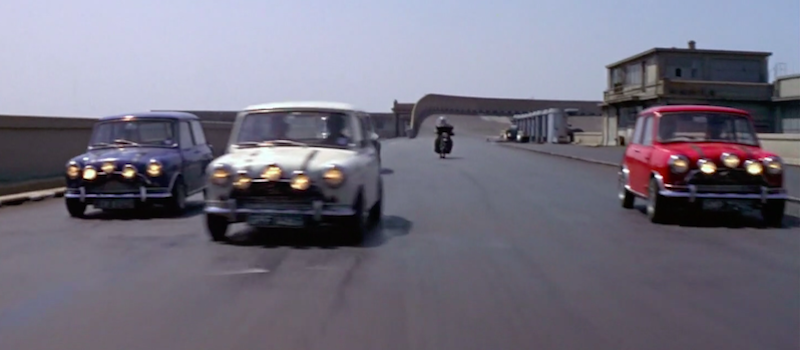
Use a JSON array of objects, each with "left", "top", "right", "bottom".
[{"left": 0, "top": 113, "right": 401, "bottom": 196}]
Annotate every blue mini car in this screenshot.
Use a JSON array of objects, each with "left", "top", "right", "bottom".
[{"left": 63, "top": 112, "right": 214, "bottom": 217}]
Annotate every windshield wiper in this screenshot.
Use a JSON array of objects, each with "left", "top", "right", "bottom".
[
  {"left": 90, "top": 142, "right": 111, "bottom": 147},
  {"left": 267, "top": 140, "right": 308, "bottom": 147},
  {"left": 236, "top": 140, "right": 308, "bottom": 148},
  {"left": 235, "top": 141, "right": 266, "bottom": 148},
  {"left": 113, "top": 139, "right": 140, "bottom": 146}
]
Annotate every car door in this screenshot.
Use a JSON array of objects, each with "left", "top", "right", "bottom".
[
  {"left": 361, "top": 113, "right": 381, "bottom": 154},
  {"left": 624, "top": 114, "right": 646, "bottom": 194},
  {"left": 354, "top": 115, "right": 380, "bottom": 205},
  {"left": 178, "top": 121, "right": 203, "bottom": 192},
  {"left": 189, "top": 120, "right": 215, "bottom": 188},
  {"left": 637, "top": 115, "right": 655, "bottom": 194}
]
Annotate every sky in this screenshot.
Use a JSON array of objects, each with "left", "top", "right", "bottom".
[{"left": 0, "top": 0, "right": 798, "bottom": 118}]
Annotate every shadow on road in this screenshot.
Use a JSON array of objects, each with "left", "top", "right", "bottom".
[
  {"left": 380, "top": 168, "right": 394, "bottom": 175},
  {"left": 634, "top": 205, "right": 800, "bottom": 228},
  {"left": 224, "top": 215, "right": 413, "bottom": 249},
  {"left": 79, "top": 201, "right": 205, "bottom": 220}
]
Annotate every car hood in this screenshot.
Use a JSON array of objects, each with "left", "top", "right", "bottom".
[
  {"left": 218, "top": 146, "right": 356, "bottom": 173},
  {"left": 76, "top": 147, "right": 173, "bottom": 165},
  {"left": 663, "top": 142, "right": 766, "bottom": 163}
]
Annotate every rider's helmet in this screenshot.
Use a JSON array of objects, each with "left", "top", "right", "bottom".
[{"left": 437, "top": 116, "right": 448, "bottom": 126}]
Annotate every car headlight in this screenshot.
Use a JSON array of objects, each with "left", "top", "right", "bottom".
[
  {"left": 66, "top": 163, "right": 81, "bottom": 179},
  {"left": 697, "top": 159, "right": 716, "bottom": 174},
  {"left": 262, "top": 164, "right": 282, "bottom": 181},
  {"left": 745, "top": 160, "right": 763, "bottom": 175},
  {"left": 290, "top": 173, "right": 310, "bottom": 190},
  {"left": 720, "top": 153, "right": 740, "bottom": 168},
  {"left": 146, "top": 159, "right": 162, "bottom": 177},
  {"left": 763, "top": 157, "right": 782, "bottom": 175},
  {"left": 101, "top": 162, "right": 115, "bottom": 174},
  {"left": 323, "top": 167, "right": 345, "bottom": 187},
  {"left": 233, "top": 172, "right": 252, "bottom": 189},
  {"left": 121, "top": 164, "right": 137, "bottom": 179},
  {"left": 82, "top": 166, "right": 97, "bottom": 181},
  {"left": 668, "top": 155, "right": 689, "bottom": 173},
  {"left": 211, "top": 167, "right": 231, "bottom": 185}
]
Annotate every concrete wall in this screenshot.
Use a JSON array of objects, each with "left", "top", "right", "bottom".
[
  {"left": 775, "top": 75, "right": 800, "bottom": 98},
  {"left": 572, "top": 132, "right": 603, "bottom": 145},
  {"left": 0, "top": 115, "right": 97, "bottom": 184},
  {"left": 759, "top": 133, "right": 800, "bottom": 165},
  {"left": 408, "top": 94, "right": 602, "bottom": 138},
  {"left": 660, "top": 53, "right": 768, "bottom": 83},
  {"left": 0, "top": 114, "right": 238, "bottom": 196},
  {"left": 567, "top": 116, "right": 604, "bottom": 133}
]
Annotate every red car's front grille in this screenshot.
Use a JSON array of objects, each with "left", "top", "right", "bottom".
[
  {"left": 693, "top": 184, "right": 762, "bottom": 194},
  {"left": 686, "top": 169, "right": 767, "bottom": 186}
]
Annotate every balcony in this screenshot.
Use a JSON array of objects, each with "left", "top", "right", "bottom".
[
  {"left": 603, "top": 83, "right": 659, "bottom": 104},
  {"left": 604, "top": 79, "right": 774, "bottom": 104},
  {"left": 657, "top": 79, "right": 773, "bottom": 101}
]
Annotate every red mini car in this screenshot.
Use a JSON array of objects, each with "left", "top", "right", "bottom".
[{"left": 618, "top": 105, "right": 787, "bottom": 226}]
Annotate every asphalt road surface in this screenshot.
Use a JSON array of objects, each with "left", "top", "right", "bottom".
[{"left": 0, "top": 116, "right": 798, "bottom": 350}]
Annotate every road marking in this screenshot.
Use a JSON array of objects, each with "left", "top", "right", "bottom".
[{"left": 208, "top": 268, "right": 269, "bottom": 276}]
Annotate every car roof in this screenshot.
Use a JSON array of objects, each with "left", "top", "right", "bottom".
[
  {"left": 243, "top": 101, "right": 360, "bottom": 113},
  {"left": 99, "top": 111, "right": 199, "bottom": 121},
  {"left": 642, "top": 105, "right": 751, "bottom": 116}
]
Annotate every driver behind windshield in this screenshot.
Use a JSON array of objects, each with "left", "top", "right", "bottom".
[
  {"left": 658, "top": 116, "right": 677, "bottom": 140},
  {"left": 266, "top": 116, "right": 290, "bottom": 140},
  {"left": 707, "top": 119, "right": 725, "bottom": 140},
  {"left": 91, "top": 121, "right": 174, "bottom": 147},
  {"left": 322, "top": 115, "right": 350, "bottom": 146},
  {"left": 240, "top": 115, "right": 289, "bottom": 142}
]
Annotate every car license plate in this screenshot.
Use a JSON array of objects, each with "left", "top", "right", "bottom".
[
  {"left": 95, "top": 199, "right": 136, "bottom": 210},
  {"left": 247, "top": 214, "right": 304, "bottom": 228},
  {"left": 701, "top": 200, "right": 725, "bottom": 211}
]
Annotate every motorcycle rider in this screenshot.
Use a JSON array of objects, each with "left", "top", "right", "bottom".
[
  {"left": 434, "top": 116, "right": 454, "bottom": 154},
  {"left": 435, "top": 116, "right": 454, "bottom": 134}
]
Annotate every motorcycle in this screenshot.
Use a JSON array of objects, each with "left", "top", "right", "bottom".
[{"left": 434, "top": 126, "right": 454, "bottom": 159}]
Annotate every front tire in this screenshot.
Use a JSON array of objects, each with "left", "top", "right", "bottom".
[
  {"left": 65, "top": 198, "right": 86, "bottom": 218},
  {"left": 368, "top": 179, "right": 383, "bottom": 225},
  {"left": 167, "top": 179, "right": 187, "bottom": 215},
  {"left": 761, "top": 199, "right": 785, "bottom": 227},
  {"left": 206, "top": 214, "right": 229, "bottom": 242},
  {"left": 646, "top": 177, "right": 673, "bottom": 224},
  {"left": 618, "top": 170, "right": 635, "bottom": 209},
  {"left": 342, "top": 194, "right": 367, "bottom": 245}
]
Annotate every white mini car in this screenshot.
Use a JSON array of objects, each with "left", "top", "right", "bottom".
[{"left": 203, "top": 101, "right": 383, "bottom": 244}]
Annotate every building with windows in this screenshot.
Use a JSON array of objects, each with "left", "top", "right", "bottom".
[
  {"left": 600, "top": 41, "right": 774, "bottom": 145},
  {"left": 773, "top": 74, "right": 800, "bottom": 133}
]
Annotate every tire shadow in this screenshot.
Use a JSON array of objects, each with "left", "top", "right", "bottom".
[{"left": 222, "top": 215, "right": 413, "bottom": 249}]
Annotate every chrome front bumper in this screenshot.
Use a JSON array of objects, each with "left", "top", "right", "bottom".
[
  {"left": 204, "top": 199, "right": 355, "bottom": 222},
  {"left": 64, "top": 186, "right": 172, "bottom": 202},
  {"left": 659, "top": 185, "right": 788, "bottom": 203}
]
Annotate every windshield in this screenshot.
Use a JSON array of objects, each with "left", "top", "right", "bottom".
[
  {"left": 657, "top": 112, "right": 759, "bottom": 146},
  {"left": 236, "top": 111, "right": 357, "bottom": 149},
  {"left": 89, "top": 119, "right": 176, "bottom": 148}
]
